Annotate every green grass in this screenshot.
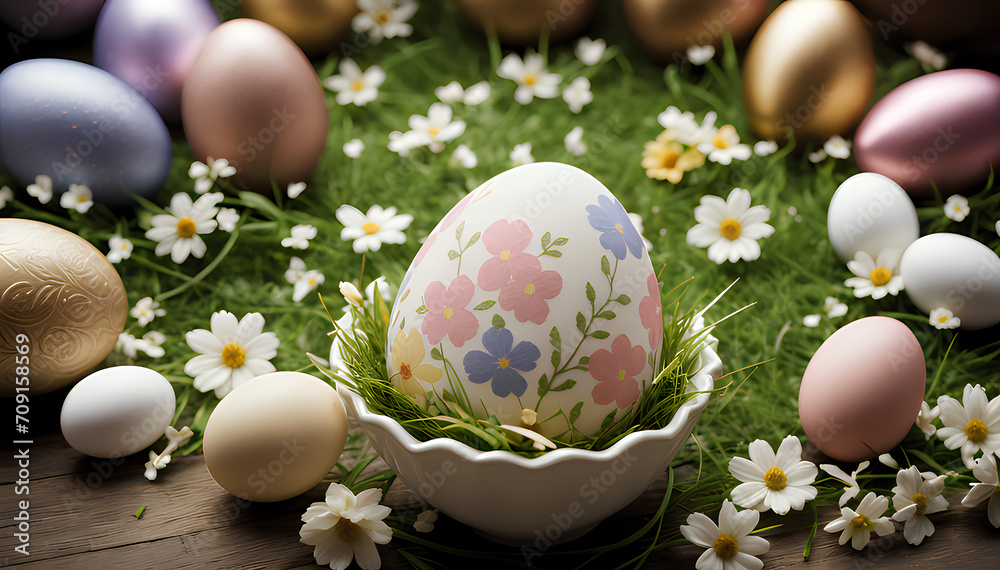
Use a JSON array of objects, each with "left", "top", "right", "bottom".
[{"left": 3, "top": 0, "right": 1000, "bottom": 564}]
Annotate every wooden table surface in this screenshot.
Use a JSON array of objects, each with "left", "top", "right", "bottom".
[{"left": 3, "top": 395, "right": 997, "bottom": 569}]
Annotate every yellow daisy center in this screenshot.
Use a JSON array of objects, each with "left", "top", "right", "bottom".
[
  {"left": 176, "top": 217, "right": 197, "bottom": 239},
  {"left": 444, "top": 308, "right": 453, "bottom": 319},
  {"left": 870, "top": 266, "right": 892, "bottom": 287},
  {"left": 965, "top": 418, "right": 988, "bottom": 444},
  {"left": 851, "top": 513, "right": 871, "bottom": 528},
  {"left": 659, "top": 148, "right": 680, "bottom": 169},
  {"left": 911, "top": 492, "right": 930, "bottom": 516},
  {"left": 938, "top": 315, "right": 950, "bottom": 324},
  {"left": 498, "top": 357, "right": 510, "bottom": 369},
  {"left": 720, "top": 218, "right": 741, "bottom": 241},
  {"left": 763, "top": 466, "right": 787, "bottom": 491},
  {"left": 712, "top": 132, "right": 730, "bottom": 150},
  {"left": 362, "top": 221, "right": 381, "bottom": 235},
  {"left": 524, "top": 74, "right": 537, "bottom": 86},
  {"left": 525, "top": 284, "right": 535, "bottom": 295},
  {"left": 77, "top": 195, "right": 88, "bottom": 203},
  {"left": 427, "top": 126, "right": 441, "bottom": 137},
  {"left": 374, "top": 10, "right": 391, "bottom": 26},
  {"left": 351, "top": 78, "right": 365, "bottom": 92},
  {"left": 221, "top": 342, "right": 246, "bottom": 369},
  {"left": 712, "top": 533, "right": 739, "bottom": 560}
]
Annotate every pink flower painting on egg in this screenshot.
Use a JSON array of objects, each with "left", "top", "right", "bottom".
[
  {"left": 640, "top": 273, "right": 663, "bottom": 349},
  {"left": 589, "top": 334, "right": 647, "bottom": 409},
  {"left": 498, "top": 266, "right": 562, "bottom": 325},
  {"left": 477, "top": 219, "right": 541, "bottom": 291},
  {"left": 421, "top": 275, "right": 479, "bottom": 347}
]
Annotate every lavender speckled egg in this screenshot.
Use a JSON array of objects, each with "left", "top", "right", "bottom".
[
  {"left": 387, "top": 163, "right": 661, "bottom": 440},
  {"left": 854, "top": 69, "right": 1000, "bottom": 198},
  {"left": 94, "top": 0, "right": 220, "bottom": 121},
  {"left": 0, "top": 59, "right": 172, "bottom": 206}
]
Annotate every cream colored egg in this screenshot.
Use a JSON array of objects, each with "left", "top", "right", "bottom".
[
  {"left": 826, "top": 173, "right": 919, "bottom": 262},
  {"left": 203, "top": 371, "right": 348, "bottom": 502},
  {"left": 388, "top": 163, "right": 661, "bottom": 440}
]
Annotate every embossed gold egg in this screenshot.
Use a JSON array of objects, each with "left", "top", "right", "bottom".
[
  {"left": 458, "top": 0, "right": 596, "bottom": 45},
  {"left": 623, "top": 0, "right": 769, "bottom": 63},
  {"left": 241, "top": 0, "right": 358, "bottom": 56},
  {"left": 0, "top": 220, "right": 127, "bottom": 396},
  {"left": 742, "top": 0, "right": 875, "bottom": 143}
]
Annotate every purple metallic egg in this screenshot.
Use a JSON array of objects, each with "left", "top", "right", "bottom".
[
  {"left": 94, "top": 0, "right": 220, "bottom": 121},
  {"left": 854, "top": 69, "right": 1000, "bottom": 199},
  {"left": 0, "top": 0, "right": 105, "bottom": 40}
]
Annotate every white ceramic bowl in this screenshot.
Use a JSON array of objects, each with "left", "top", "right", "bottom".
[{"left": 338, "top": 340, "right": 722, "bottom": 545}]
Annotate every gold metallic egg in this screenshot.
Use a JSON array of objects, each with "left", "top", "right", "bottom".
[
  {"left": 623, "top": 0, "right": 769, "bottom": 63},
  {"left": 241, "top": 0, "right": 359, "bottom": 56},
  {"left": 0, "top": 220, "right": 127, "bottom": 396},
  {"left": 742, "top": 0, "right": 875, "bottom": 143},
  {"left": 181, "top": 19, "right": 329, "bottom": 193},
  {"left": 458, "top": 0, "right": 596, "bottom": 45}
]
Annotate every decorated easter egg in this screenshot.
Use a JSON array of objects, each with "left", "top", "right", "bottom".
[
  {"left": 623, "top": 0, "right": 769, "bottom": 64},
  {"left": 203, "top": 372, "right": 348, "bottom": 502},
  {"left": 826, "top": 173, "right": 919, "bottom": 262},
  {"left": 0, "top": 220, "right": 128, "bottom": 397},
  {"left": 900, "top": 233, "right": 1000, "bottom": 331},
  {"left": 241, "top": 0, "right": 358, "bottom": 56},
  {"left": 0, "top": 0, "right": 105, "bottom": 40},
  {"left": 60, "top": 366, "right": 175, "bottom": 458},
  {"left": 387, "top": 163, "right": 661, "bottom": 440},
  {"left": 94, "top": 0, "right": 220, "bottom": 121},
  {"left": 182, "top": 19, "right": 329, "bottom": 193},
  {"left": 0, "top": 59, "right": 172, "bottom": 206},
  {"left": 854, "top": 69, "right": 1000, "bottom": 199},
  {"left": 742, "top": 0, "right": 875, "bottom": 143},
  {"left": 458, "top": 0, "right": 596, "bottom": 45},
  {"left": 799, "top": 317, "right": 925, "bottom": 462}
]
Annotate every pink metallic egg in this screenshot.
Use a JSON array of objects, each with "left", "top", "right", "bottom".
[{"left": 854, "top": 69, "right": 1000, "bottom": 198}]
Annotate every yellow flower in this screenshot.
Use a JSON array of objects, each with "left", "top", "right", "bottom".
[
  {"left": 390, "top": 328, "right": 442, "bottom": 405},
  {"left": 641, "top": 131, "right": 705, "bottom": 183}
]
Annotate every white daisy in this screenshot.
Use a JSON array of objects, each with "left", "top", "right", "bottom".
[
  {"left": 808, "top": 149, "right": 828, "bottom": 163},
  {"left": 216, "top": 208, "right": 239, "bottom": 232},
  {"left": 628, "top": 212, "right": 652, "bottom": 252},
  {"left": 844, "top": 249, "right": 904, "bottom": 300},
  {"left": 824, "top": 492, "right": 895, "bottom": 550},
  {"left": 562, "top": 76, "right": 592, "bottom": 114},
  {"left": 564, "top": 126, "right": 586, "bottom": 156},
  {"left": 0, "top": 185, "right": 13, "bottom": 208},
  {"left": 697, "top": 124, "right": 752, "bottom": 165},
  {"left": 130, "top": 296, "right": 165, "bottom": 327},
  {"left": 184, "top": 311, "right": 280, "bottom": 398},
  {"left": 287, "top": 182, "right": 307, "bottom": 199},
  {"left": 300, "top": 483, "right": 392, "bottom": 570},
  {"left": 285, "top": 258, "right": 326, "bottom": 303},
  {"left": 26, "top": 174, "right": 53, "bottom": 204},
  {"left": 824, "top": 296, "right": 848, "bottom": 319},
  {"left": 145, "top": 192, "right": 221, "bottom": 264},
  {"left": 686, "top": 187, "right": 775, "bottom": 264},
  {"left": 824, "top": 135, "right": 851, "bottom": 159},
  {"left": 451, "top": 144, "right": 478, "bottom": 168},
  {"left": 413, "top": 509, "right": 438, "bottom": 533},
  {"left": 679, "top": 499, "right": 770, "bottom": 570},
  {"left": 962, "top": 453, "right": 1000, "bottom": 528},
  {"left": 753, "top": 140, "right": 778, "bottom": 157},
  {"left": 916, "top": 401, "right": 940, "bottom": 440},
  {"left": 324, "top": 59, "right": 385, "bottom": 107},
  {"left": 352, "top": 0, "right": 417, "bottom": 43},
  {"left": 658, "top": 108, "right": 717, "bottom": 146},
  {"left": 336, "top": 204, "right": 413, "bottom": 253},
  {"left": 496, "top": 50, "right": 562, "bottom": 105},
  {"left": 59, "top": 183, "right": 93, "bottom": 213},
  {"left": 929, "top": 307, "right": 960, "bottom": 330},
  {"left": 141, "top": 331, "right": 167, "bottom": 357},
  {"left": 434, "top": 81, "right": 465, "bottom": 104},
  {"left": 106, "top": 234, "right": 133, "bottom": 263},
  {"left": 387, "top": 129, "right": 423, "bottom": 156},
  {"left": 687, "top": 44, "right": 715, "bottom": 65},
  {"left": 574, "top": 36, "right": 606, "bottom": 66},
  {"left": 462, "top": 81, "right": 491, "bottom": 106},
  {"left": 189, "top": 157, "right": 236, "bottom": 194},
  {"left": 803, "top": 314, "right": 822, "bottom": 328},
  {"left": 729, "top": 435, "right": 818, "bottom": 515},
  {"left": 509, "top": 142, "right": 534, "bottom": 166},
  {"left": 905, "top": 40, "right": 947, "bottom": 72},
  {"left": 821, "top": 461, "right": 870, "bottom": 507},
  {"left": 937, "top": 384, "right": 1000, "bottom": 469},
  {"left": 281, "top": 224, "right": 318, "bottom": 250},
  {"left": 943, "top": 194, "right": 970, "bottom": 222},
  {"left": 404, "top": 103, "right": 466, "bottom": 153},
  {"left": 890, "top": 466, "right": 948, "bottom": 546},
  {"left": 116, "top": 332, "right": 165, "bottom": 359},
  {"left": 286, "top": 256, "right": 308, "bottom": 284},
  {"left": 343, "top": 139, "right": 366, "bottom": 158}
]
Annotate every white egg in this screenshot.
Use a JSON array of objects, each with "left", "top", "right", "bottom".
[
  {"left": 388, "top": 163, "right": 660, "bottom": 439},
  {"left": 60, "top": 366, "right": 176, "bottom": 458},
  {"left": 900, "top": 233, "right": 1000, "bottom": 330},
  {"left": 827, "top": 173, "right": 919, "bottom": 262}
]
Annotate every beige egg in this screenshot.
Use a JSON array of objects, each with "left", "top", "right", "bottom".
[
  {"left": 181, "top": 19, "right": 329, "bottom": 193},
  {"left": 742, "top": 0, "right": 875, "bottom": 143},
  {"left": 623, "top": 0, "right": 769, "bottom": 63},
  {"left": 0, "top": 220, "right": 127, "bottom": 396},
  {"left": 203, "top": 371, "right": 348, "bottom": 502},
  {"left": 458, "top": 0, "right": 596, "bottom": 45}
]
